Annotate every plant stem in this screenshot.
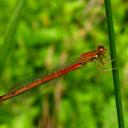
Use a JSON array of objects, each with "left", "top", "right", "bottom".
[{"left": 104, "top": 0, "right": 124, "bottom": 128}]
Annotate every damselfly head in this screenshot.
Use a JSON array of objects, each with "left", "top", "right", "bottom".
[{"left": 97, "top": 45, "right": 107, "bottom": 56}]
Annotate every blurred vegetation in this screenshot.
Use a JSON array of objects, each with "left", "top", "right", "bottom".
[{"left": 0, "top": 0, "right": 128, "bottom": 128}]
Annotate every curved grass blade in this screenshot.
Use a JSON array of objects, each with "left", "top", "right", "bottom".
[{"left": 0, "top": 0, "right": 25, "bottom": 75}]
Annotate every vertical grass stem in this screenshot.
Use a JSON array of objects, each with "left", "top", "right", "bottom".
[{"left": 104, "top": 0, "right": 124, "bottom": 128}]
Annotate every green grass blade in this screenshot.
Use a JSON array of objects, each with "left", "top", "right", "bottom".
[
  {"left": 104, "top": 0, "right": 125, "bottom": 128},
  {"left": 0, "top": 0, "right": 25, "bottom": 75}
]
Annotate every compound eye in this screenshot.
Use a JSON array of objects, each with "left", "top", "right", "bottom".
[{"left": 97, "top": 45, "right": 106, "bottom": 54}]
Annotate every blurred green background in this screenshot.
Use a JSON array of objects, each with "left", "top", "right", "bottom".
[{"left": 0, "top": 0, "right": 128, "bottom": 128}]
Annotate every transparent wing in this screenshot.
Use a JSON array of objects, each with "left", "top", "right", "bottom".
[{"left": 3, "top": 57, "right": 79, "bottom": 104}]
